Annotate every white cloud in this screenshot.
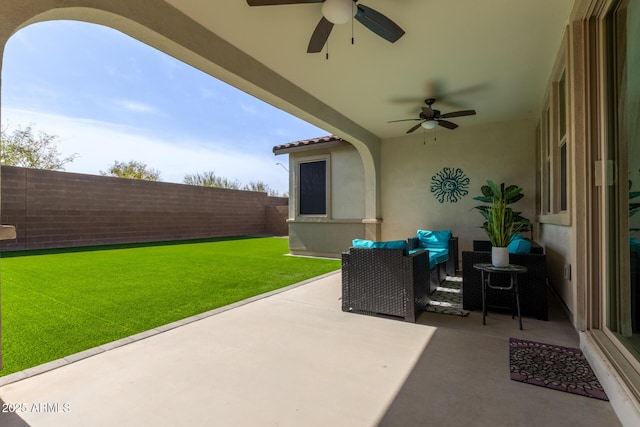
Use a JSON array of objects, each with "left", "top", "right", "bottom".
[
  {"left": 2, "top": 108, "right": 289, "bottom": 194},
  {"left": 238, "top": 101, "right": 259, "bottom": 115},
  {"left": 112, "top": 99, "right": 159, "bottom": 114}
]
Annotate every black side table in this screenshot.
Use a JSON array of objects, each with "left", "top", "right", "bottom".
[{"left": 473, "top": 263, "right": 528, "bottom": 330}]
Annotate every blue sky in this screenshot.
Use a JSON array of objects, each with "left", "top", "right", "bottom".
[{"left": 1, "top": 20, "right": 328, "bottom": 194}]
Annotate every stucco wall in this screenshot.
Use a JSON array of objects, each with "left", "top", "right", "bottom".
[
  {"left": 289, "top": 221, "right": 366, "bottom": 258},
  {"left": 380, "top": 118, "right": 538, "bottom": 253},
  {"left": 539, "top": 223, "right": 572, "bottom": 317},
  {"left": 287, "top": 144, "right": 366, "bottom": 257},
  {"left": 331, "top": 147, "right": 366, "bottom": 219},
  {"left": 0, "top": 166, "right": 288, "bottom": 251}
]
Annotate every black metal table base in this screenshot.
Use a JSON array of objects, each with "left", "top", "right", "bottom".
[{"left": 474, "top": 263, "right": 527, "bottom": 330}]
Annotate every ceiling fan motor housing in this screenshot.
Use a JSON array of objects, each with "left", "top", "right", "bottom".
[{"left": 322, "top": 0, "right": 357, "bottom": 24}]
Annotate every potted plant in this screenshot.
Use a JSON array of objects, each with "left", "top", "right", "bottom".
[{"left": 473, "top": 181, "right": 530, "bottom": 267}]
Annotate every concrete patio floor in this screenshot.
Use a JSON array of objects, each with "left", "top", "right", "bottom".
[{"left": 0, "top": 271, "right": 622, "bottom": 426}]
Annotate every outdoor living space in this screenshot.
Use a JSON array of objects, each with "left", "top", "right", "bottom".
[
  {"left": 0, "top": 272, "right": 621, "bottom": 426},
  {"left": 2, "top": 1, "right": 640, "bottom": 425}
]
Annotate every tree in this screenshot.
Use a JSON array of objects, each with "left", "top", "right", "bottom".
[
  {"left": 100, "top": 160, "right": 161, "bottom": 181},
  {"left": 243, "top": 180, "right": 280, "bottom": 197},
  {"left": 183, "top": 171, "right": 285, "bottom": 197},
  {"left": 183, "top": 171, "right": 241, "bottom": 189},
  {"left": 0, "top": 123, "right": 77, "bottom": 170}
]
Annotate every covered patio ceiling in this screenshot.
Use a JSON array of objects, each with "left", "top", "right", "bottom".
[{"left": 165, "top": 0, "right": 574, "bottom": 139}]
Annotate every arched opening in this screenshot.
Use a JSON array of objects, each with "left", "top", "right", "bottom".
[{"left": 0, "top": 19, "right": 342, "bottom": 377}]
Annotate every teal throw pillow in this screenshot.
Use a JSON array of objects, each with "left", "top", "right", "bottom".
[
  {"left": 508, "top": 234, "right": 531, "bottom": 254},
  {"left": 352, "top": 239, "right": 375, "bottom": 248},
  {"left": 417, "top": 229, "right": 452, "bottom": 250}
]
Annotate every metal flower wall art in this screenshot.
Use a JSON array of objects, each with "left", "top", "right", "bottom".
[{"left": 430, "top": 167, "right": 470, "bottom": 203}]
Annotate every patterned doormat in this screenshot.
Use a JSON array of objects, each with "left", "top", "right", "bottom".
[
  {"left": 425, "top": 276, "right": 470, "bottom": 317},
  {"left": 509, "top": 338, "right": 608, "bottom": 401}
]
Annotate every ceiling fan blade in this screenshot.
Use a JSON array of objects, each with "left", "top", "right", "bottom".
[
  {"left": 440, "top": 110, "right": 477, "bottom": 119},
  {"left": 407, "top": 123, "right": 423, "bottom": 134},
  {"left": 438, "top": 120, "right": 459, "bottom": 130},
  {"left": 247, "top": 0, "right": 322, "bottom": 5},
  {"left": 307, "top": 17, "right": 334, "bottom": 53},
  {"left": 388, "top": 118, "right": 421, "bottom": 123},
  {"left": 355, "top": 4, "right": 405, "bottom": 43},
  {"left": 421, "top": 106, "right": 434, "bottom": 118}
]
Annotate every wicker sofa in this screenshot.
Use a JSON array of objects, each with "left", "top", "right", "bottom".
[
  {"left": 461, "top": 244, "right": 548, "bottom": 320},
  {"left": 341, "top": 247, "right": 431, "bottom": 322}
]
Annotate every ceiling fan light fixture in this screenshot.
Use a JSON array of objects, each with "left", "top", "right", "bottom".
[
  {"left": 421, "top": 120, "right": 437, "bottom": 130},
  {"left": 322, "top": 0, "right": 357, "bottom": 25}
]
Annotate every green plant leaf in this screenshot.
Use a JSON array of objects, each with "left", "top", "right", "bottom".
[
  {"left": 480, "top": 185, "right": 493, "bottom": 197},
  {"left": 486, "top": 180, "right": 502, "bottom": 198},
  {"left": 506, "top": 192, "right": 524, "bottom": 204},
  {"left": 473, "top": 196, "right": 494, "bottom": 203},
  {"left": 504, "top": 185, "right": 523, "bottom": 202}
]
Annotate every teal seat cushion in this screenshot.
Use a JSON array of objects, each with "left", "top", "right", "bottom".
[
  {"left": 631, "top": 237, "right": 640, "bottom": 254},
  {"left": 508, "top": 234, "right": 531, "bottom": 254},
  {"left": 417, "top": 229, "right": 452, "bottom": 251},
  {"left": 429, "top": 251, "right": 448, "bottom": 269},
  {"left": 407, "top": 248, "right": 444, "bottom": 269},
  {"left": 352, "top": 239, "right": 409, "bottom": 252}
]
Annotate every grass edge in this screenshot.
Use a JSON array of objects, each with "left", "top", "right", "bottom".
[{"left": 0, "top": 269, "right": 340, "bottom": 388}]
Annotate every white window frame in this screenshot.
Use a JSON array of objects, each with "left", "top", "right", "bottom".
[{"left": 539, "top": 32, "right": 571, "bottom": 225}]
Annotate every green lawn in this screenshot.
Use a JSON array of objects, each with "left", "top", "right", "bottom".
[{"left": 0, "top": 236, "right": 340, "bottom": 377}]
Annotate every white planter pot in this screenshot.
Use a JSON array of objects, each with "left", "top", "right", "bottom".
[{"left": 491, "top": 246, "right": 509, "bottom": 267}]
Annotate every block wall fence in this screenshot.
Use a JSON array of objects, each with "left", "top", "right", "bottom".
[{"left": 0, "top": 166, "right": 288, "bottom": 251}]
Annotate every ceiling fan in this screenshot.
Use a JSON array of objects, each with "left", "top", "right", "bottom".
[
  {"left": 388, "top": 98, "right": 477, "bottom": 133},
  {"left": 246, "top": 0, "right": 405, "bottom": 53}
]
